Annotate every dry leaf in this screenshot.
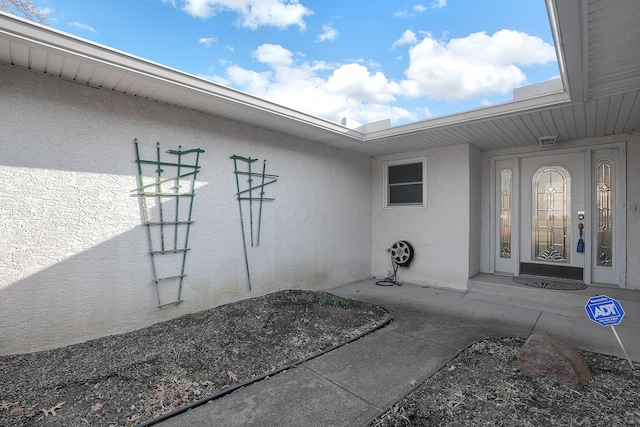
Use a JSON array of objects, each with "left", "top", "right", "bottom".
[
  {"left": 1, "top": 401, "right": 10, "bottom": 410},
  {"left": 127, "top": 414, "right": 140, "bottom": 422},
  {"left": 41, "top": 401, "right": 65, "bottom": 417},
  {"left": 227, "top": 370, "right": 238, "bottom": 382},
  {"left": 448, "top": 365, "right": 456, "bottom": 371},
  {"left": 10, "top": 407, "right": 24, "bottom": 414},
  {"left": 409, "top": 379, "right": 418, "bottom": 386},
  {"left": 232, "top": 347, "right": 240, "bottom": 354},
  {"left": 0, "top": 361, "right": 5, "bottom": 369},
  {"left": 91, "top": 402, "right": 103, "bottom": 412},
  {"left": 200, "top": 380, "right": 213, "bottom": 386}
]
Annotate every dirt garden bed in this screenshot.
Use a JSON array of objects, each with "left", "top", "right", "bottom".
[
  {"left": 371, "top": 337, "right": 640, "bottom": 426},
  {"left": 0, "top": 290, "right": 390, "bottom": 426},
  {"left": 1, "top": 290, "right": 638, "bottom": 426}
]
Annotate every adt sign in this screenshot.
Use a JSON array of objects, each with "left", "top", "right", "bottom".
[{"left": 585, "top": 295, "right": 625, "bottom": 326}]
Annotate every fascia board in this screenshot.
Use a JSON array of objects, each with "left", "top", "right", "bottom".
[
  {"left": 362, "top": 91, "right": 573, "bottom": 141},
  {"left": 0, "top": 12, "right": 363, "bottom": 140}
]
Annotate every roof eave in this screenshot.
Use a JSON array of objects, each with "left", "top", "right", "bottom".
[{"left": 0, "top": 11, "right": 364, "bottom": 141}]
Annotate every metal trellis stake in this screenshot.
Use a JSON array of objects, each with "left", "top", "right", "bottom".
[
  {"left": 257, "top": 160, "right": 267, "bottom": 247},
  {"left": 231, "top": 155, "right": 278, "bottom": 291},
  {"left": 231, "top": 155, "right": 256, "bottom": 291}
]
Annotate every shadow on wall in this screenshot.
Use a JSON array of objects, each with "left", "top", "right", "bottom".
[{"left": 0, "top": 220, "right": 250, "bottom": 356}]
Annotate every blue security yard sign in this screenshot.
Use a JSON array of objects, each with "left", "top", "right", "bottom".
[{"left": 585, "top": 295, "right": 625, "bottom": 326}]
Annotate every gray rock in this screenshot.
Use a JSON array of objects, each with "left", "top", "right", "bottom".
[{"left": 518, "top": 331, "right": 592, "bottom": 388}]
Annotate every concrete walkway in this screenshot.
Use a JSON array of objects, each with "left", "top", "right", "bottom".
[{"left": 156, "top": 277, "right": 640, "bottom": 427}]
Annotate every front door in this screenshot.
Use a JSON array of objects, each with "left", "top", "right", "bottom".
[
  {"left": 520, "top": 153, "right": 585, "bottom": 280},
  {"left": 493, "top": 145, "right": 625, "bottom": 287}
]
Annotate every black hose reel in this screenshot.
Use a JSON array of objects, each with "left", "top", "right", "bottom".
[
  {"left": 389, "top": 240, "right": 414, "bottom": 267},
  {"left": 377, "top": 240, "right": 414, "bottom": 286}
]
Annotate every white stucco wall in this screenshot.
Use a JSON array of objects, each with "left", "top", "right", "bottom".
[
  {"left": 479, "top": 133, "right": 639, "bottom": 290},
  {"left": 0, "top": 64, "right": 372, "bottom": 355},
  {"left": 371, "top": 144, "right": 472, "bottom": 291},
  {"left": 468, "top": 145, "right": 482, "bottom": 277},
  {"left": 625, "top": 133, "right": 640, "bottom": 290}
]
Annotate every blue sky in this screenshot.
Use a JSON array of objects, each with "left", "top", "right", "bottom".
[{"left": 36, "top": 0, "right": 559, "bottom": 126}]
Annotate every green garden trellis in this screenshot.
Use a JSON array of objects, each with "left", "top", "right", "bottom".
[
  {"left": 231, "top": 155, "right": 278, "bottom": 291},
  {"left": 135, "top": 139, "right": 204, "bottom": 308}
]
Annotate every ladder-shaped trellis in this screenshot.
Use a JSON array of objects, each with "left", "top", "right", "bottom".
[
  {"left": 135, "top": 139, "right": 205, "bottom": 308},
  {"left": 231, "top": 155, "right": 278, "bottom": 291}
]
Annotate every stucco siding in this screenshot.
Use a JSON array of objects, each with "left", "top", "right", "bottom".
[
  {"left": 625, "top": 134, "right": 640, "bottom": 290},
  {"left": 371, "top": 145, "right": 471, "bottom": 291},
  {"left": 0, "top": 64, "right": 372, "bottom": 355},
  {"left": 468, "top": 145, "right": 482, "bottom": 277}
]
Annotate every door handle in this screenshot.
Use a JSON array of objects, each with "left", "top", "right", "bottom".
[{"left": 577, "top": 223, "right": 585, "bottom": 252}]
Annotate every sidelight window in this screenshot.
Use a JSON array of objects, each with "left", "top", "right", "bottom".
[
  {"left": 595, "top": 160, "right": 614, "bottom": 267},
  {"left": 499, "top": 167, "right": 512, "bottom": 259}
]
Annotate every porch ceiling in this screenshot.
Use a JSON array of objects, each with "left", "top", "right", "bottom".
[{"left": 1, "top": 0, "right": 639, "bottom": 157}]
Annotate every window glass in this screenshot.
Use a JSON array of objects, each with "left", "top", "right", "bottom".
[
  {"left": 531, "top": 165, "right": 570, "bottom": 263},
  {"left": 500, "top": 168, "right": 512, "bottom": 259},
  {"left": 388, "top": 163, "right": 422, "bottom": 184},
  {"left": 386, "top": 161, "right": 424, "bottom": 206},
  {"left": 596, "top": 160, "right": 613, "bottom": 267}
]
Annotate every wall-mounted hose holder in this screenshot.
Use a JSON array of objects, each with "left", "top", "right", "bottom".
[{"left": 377, "top": 240, "right": 414, "bottom": 286}]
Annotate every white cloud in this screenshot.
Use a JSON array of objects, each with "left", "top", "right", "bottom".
[
  {"left": 69, "top": 21, "right": 96, "bottom": 33},
  {"left": 253, "top": 43, "right": 294, "bottom": 67},
  {"left": 392, "top": 30, "right": 418, "bottom": 49},
  {"left": 214, "top": 43, "right": 415, "bottom": 124},
  {"left": 225, "top": 65, "right": 273, "bottom": 94},
  {"left": 402, "top": 30, "right": 557, "bottom": 100},
  {"left": 325, "top": 63, "right": 401, "bottom": 104},
  {"left": 317, "top": 24, "right": 338, "bottom": 42},
  {"left": 199, "top": 37, "right": 218, "bottom": 47},
  {"left": 203, "top": 29, "right": 556, "bottom": 125},
  {"left": 176, "top": 0, "right": 313, "bottom": 29},
  {"left": 392, "top": 10, "right": 410, "bottom": 19},
  {"left": 395, "top": 2, "right": 442, "bottom": 18}
]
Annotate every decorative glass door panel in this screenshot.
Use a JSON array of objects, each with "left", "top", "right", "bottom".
[
  {"left": 494, "top": 159, "right": 517, "bottom": 274},
  {"left": 595, "top": 160, "right": 613, "bottom": 267},
  {"left": 500, "top": 167, "right": 513, "bottom": 259},
  {"left": 591, "top": 146, "right": 624, "bottom": 286},
  {"left": 531, "top": 165, "right": 570, "bottom": 263}
]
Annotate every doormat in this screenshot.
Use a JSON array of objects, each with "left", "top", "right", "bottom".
[{"left": 513, "top": 275, "right": 587, "bottom": 290}]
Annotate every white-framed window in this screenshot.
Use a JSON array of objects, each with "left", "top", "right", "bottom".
[{"left": 383, "top": 157, "right": 427, "bottom": 207}]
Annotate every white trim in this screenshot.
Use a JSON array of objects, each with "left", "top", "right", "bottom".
[{"left": 618, "top": 144, "right": 627, "bottom": 288}]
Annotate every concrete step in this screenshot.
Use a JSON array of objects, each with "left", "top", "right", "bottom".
[{"left": 467, "top": 273, "right": 640, "bottom": 327}]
